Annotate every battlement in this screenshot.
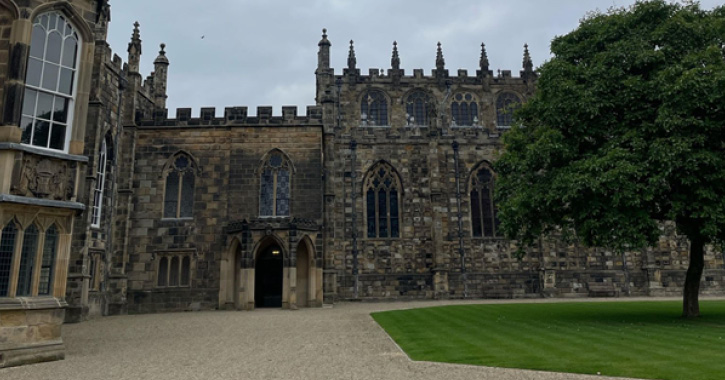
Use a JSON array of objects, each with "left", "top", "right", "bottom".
[
  {"left": 137, "top": 106, "right": 323, "bottom": 127},
  {"left": 334, "top": 68, "right": 527, "bottom": 84}
]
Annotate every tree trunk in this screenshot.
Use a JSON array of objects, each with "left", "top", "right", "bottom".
[{"left": 682, "top": 237, "right": 705, "bottom": 318}]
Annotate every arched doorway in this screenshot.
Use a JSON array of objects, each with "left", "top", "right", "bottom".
[{"left": 255, "top": 244, "right": 283, "bottom": 308}]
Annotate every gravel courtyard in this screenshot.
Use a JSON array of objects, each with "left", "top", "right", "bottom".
[{"left": 1, "top": 299, "right": 669, "bottom": 380}]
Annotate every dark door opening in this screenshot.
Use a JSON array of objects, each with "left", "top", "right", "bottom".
[{"left": 255, "top": 246, "right": 283, "bottom": 308}]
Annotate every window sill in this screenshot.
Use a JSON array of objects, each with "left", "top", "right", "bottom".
[
  {"left": 0, "top": 142, "right": 89, "bottom": 162},
  {"left": 359, "top": 125, "right": 391, "bottom": 128},
  {"left": 160, "top": 217, "right": 194, "bottom": 221}
]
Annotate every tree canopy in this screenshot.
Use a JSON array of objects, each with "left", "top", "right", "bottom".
[{"left": 495, "top": 0, "right": 725, "bottom": 317}]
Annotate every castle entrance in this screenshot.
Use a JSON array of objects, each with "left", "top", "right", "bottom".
[{"left": 255, "top": 245, "right": 283, "bottom": 308}]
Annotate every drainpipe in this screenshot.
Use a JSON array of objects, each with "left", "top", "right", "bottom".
[
  {"left": 350, "top": 140, "right": 359, "bottom": 299},
  {"left": 103, "top": 72, "right": 127, "bottom": 316},
  {"left": 452, "top": 141, "right": 466, "bottom": 298}
]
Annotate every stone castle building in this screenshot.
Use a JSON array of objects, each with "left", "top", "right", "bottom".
[{"left": 1, "top": 0, "right": 724, "bottom": 368}]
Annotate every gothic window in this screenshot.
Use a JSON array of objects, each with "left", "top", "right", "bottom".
[
  {"left": 364, "top": 163, "right": 401, "bottom": 238},
  {"left": 0, "top": 222, "right": 18, "bottom": 297},
  {"left": 451, "top": 92, "right": 479, "bottom": 126},
  {"left": 157, "top": 253, "right": 193, "bottom": 288},
  {"left": 91, "top": 139, "right": 108, "bottom": 228},
  {"left": 496, "top": 92, "right": 522, "bottom": 128},
  {"left": 163, "top": 154, "right": 196, "bottom": 219},
  {"left": 20, "top": 12, "right": 81, "bottom": 151},
  {"left": 405, "top": 91, "right": 432, "bottom": 126},
  {"left": 38, "top": 225, "right": 58, "bottom": 295},
  {"left": 16, "top": 225, "right": 39, "bottom": 296},
  {"left": 260, "top": 151, "right": 292, "bottom": 217},
  {"left": 157, "top": 257, "right": 168, "bottom": 287},
  {"left": 470, "top": 166, "right": 500, "bottom": 238},
  {"left": 361, "top": 90, "right": 388, "bottom": 126}
]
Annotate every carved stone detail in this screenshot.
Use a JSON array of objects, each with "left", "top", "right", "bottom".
[{"left": 11, "top": 153, "right": 76, "bottom": 201}]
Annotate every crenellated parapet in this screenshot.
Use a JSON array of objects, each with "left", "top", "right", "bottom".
[{"left": 136, "top": 106, "right": 324, "bottom": 128}]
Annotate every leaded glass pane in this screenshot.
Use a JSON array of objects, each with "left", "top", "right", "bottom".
[
  {"left": 174, "top": 155, "right": 189, "bottom": 170},
  {"left": 481, "top": 184, "right": 494, "bottom": 237},
  {"left": 367, "top": 189, "right": 376, "bottom": 238},
  {"left": 260, "top": 169, "right": 274, "bottom": 216},
  {"left": 270, "top": 154, "right": 283, "bottom": 168},
  {"left": 39, "top": 225, "right": 57, "bottom": 295},
  {"left": 276, "top": 169, "right": 290, "bottom": 216},
  {"left": 390, "top": 189, "right": 399, "bottom": 238},
  {"left": 181, "top": 256, "right": 191, "bottom": 286},
  {"left": 169, "top": 257, "right": 179, "bottom": 287},
  {"left": 180, "top": 171, "right": 195, "bottom": 218},
  {"left": 32, "top": 120, "right": 50, "bottom": 147},
  {"left": 20, "top": 117, "right": 33, "bottom": 144},
  {"left": 378, "top": 189, "right": 388, "bottom": 238},
  {"left": 406, "top": 92, "right": 429, "bottom": 126},
  {"left": 157, "top": 257, "right": 168, "bottom": 287},
  {"left": 58, "top": 68, "right": 74, "bottom": 95},
  {"left": 0, "top": 223, "right": 18, "bottom": 297},
  {"left": 17, "top": 225, "right": 39, "bottom": 296},
  {"left": 45, "top": 32, "right": 62, "bottom": 64},
  {"left": 42, "top": 62, "right": 60, "bottom": 91},
  {"left": 49, "top": 124, "right": 66, "bottom": 150},
  {"left": 36, "top": 92, "right": 53, "bottom": 120},
  {"left": 164, "top": 171, "right": 179, "bottom": 218},
  {"left": 62, "top": 38, "right": 77, "bottom": 67},
  {"left": 471, "top": 190, "right": 482, "bottom": 237},
  {"left": 361, "top": 91, "right": 388, "bottom": 126},
  {"left": 459, "top": 102, "right": 470, "bottom": 126},
  {"left": 26, "top": 58, "right": 42, "bottom": 87},
  {"left": 496, "top": 93, "right": 522, "bottom": 127},
  {"left": 30, "top": 25, "right": 46, "bottom": 59}
]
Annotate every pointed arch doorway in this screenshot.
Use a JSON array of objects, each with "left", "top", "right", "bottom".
[{"left": 255, "top": 244, "right": 283, "bottom": 308}]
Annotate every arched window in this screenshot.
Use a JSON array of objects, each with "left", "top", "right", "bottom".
[
  {"left": 470, "top": 166, "right": 500, "bottom": 238},
  {"left": 169, "top": 257, "right": 179, "bottom": 287},
  {"left": 20, "top": 12, "right": 81, "bottom": 151},
  {"left": 364, "top": 162, "right": 402, "bottom": 238},
  {"left": 181, "top": 256, "right": 191, "bottom": 286},
  {"left": 163, "top": 154, "right": 196, "bottom": 219},
  {"left": 0, "top": 222, "right": 18, "bottom": 297},
  {"left": 157, "top": 257, "right": 168, "bottom": 287},
  {"left": 361, "top": 90, "right": 388, "bottom": 126},
  {"left": 260, "top": 151, "right": 291, "bottom": 217},
  {"left": 16, "top": 225, "right": 39, "bottom": 296},
  {"left": 405, "top": 91, "right": 432, "bottom": 126},
  {"left": 496, "top": 92, "right": 522, "bottom": 128},
  {"left": 39, "top": 225, "right": 58, "bottom": 295},
  {"left": 91, "top": 139, "right": 108, "bottom": 228},
  {"left": 451, "top": 92, "right": 479, "bottom": 126}
]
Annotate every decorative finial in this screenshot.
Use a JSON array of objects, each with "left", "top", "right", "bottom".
[
  {"left": 318, "top": 28, "right": 331, "bottom": 47},
  {"left": 154, "top": 43, "right": 169, "bottom": 65},
  {"left": 436, "top": 41, "right": 445, "bottom": 69},
  {"left": 160, "top": 43, "right": 166, "bottom": 54},
  {"left": 523, "top": 43, "right": 533, "bottom": 73},
  {"left": 480, "top": 43, "right": 489, "bottom": 72},
  {"left": 128, "top": 21, "right": 142, "bottom": 56},
  {"left": 348, "top": 40, "right": 357, "bottom": 70},
  {"left": 391, "top": 41, "right": 400, "bottom": 70}
]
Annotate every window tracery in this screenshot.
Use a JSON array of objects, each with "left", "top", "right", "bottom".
[
  {"left": 451, "top": 92, "right": 479, "bottom": 126},
  {"left": 361, "top": 90, "right": 388, "bottom": 126},
  {"left": 260, "top": 151, "right": 292, "bottom": 217},
  {"left": 364, "top": 163, "right": 401, "bottom": 238},
  {"left": 163, "top": 154, "right": 196, "bottom": 219},
  {"left": 470, "top": 166, "right": 500, "bottom": 238},
  {"left": 405, "top": 91, "right": 432, "bottom": 126},
  {"left": 496, "top": 92, "right": 522, "bottom": 128}
]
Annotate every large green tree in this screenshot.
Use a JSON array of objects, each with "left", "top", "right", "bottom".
[{"left": 495, "top": 0, "right": 725, "bottom": 318}]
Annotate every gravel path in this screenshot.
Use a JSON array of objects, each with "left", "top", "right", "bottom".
[{"left": 4, "top": 297, "right": 704, "bottom": 380}]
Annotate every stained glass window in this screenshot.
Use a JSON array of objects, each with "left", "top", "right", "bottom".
[
  {"left": 451, "top": 92, "right": 479, "bottom": 126},
  {"left": 405, "top": 91, "right": 431, "bottom": 126},
  {"left": 20, "top": 12, "right": 81, "bottom": 151},
  {"left": 364, "top": 163, "right": 401, "bottom": 238},
  {"left": 470, "top": 166, "right": 500, "bottom": 238},
  {"left": 496, "top": 92, "right": 522, "bottom": 128},
  {"left": 260, "top": 151, "right": 292, "bottom": 217},
  {"left": 39, "top": 225, "right": 58, "bottom": 295},
  {"left": 361, "top": 90, "right": 388, "bottom": 126},
  {"left": 16, "top": 225, "right": 39, "bottom": 296},
  {"left": 163, "top": 154, "right": 196, "bottom": 219},
  {"left": 0, "top": 222, "right": 18, "bottom": 297}
]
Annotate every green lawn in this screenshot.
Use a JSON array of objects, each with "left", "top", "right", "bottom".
[{"left": 372, "top": 301, "right": 725, "bottom": 380}]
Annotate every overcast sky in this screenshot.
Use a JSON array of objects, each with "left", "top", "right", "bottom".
[{"left": 106, "top": 0, "right": 721, "bottom": 116}]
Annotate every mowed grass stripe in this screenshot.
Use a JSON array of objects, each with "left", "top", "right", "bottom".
[{"left": 371, "top": 301, "right": 725, "bottom": 380}]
